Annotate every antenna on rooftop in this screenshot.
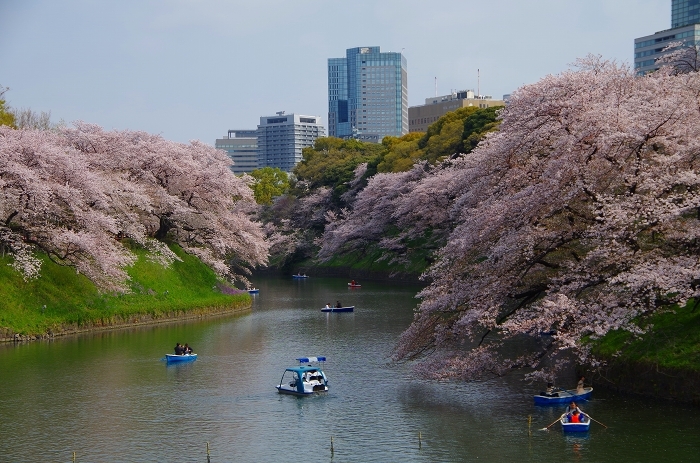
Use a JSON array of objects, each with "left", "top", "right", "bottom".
[
  {"left": 276, "top": 111, "right": 285, "bottom": 116},
  {"left": 477, "top": 69, "right": 480, "bottom": 98},
  {"left": 435, "top": 77, "right": 437, "bottom": 97}
]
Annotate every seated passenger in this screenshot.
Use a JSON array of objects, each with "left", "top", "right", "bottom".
[
  {"left": 569, "top": 410, "right": 583, "bottom": 423},
  {"left": 545, "top": 382, "right": 558, "bottom": 397}
]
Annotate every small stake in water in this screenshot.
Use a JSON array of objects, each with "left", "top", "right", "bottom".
[
  {"left": 72, "top": 451, "right": 76, "bottom": 463},
  {"left": 528, "top": 415, "right": 532, "bottom": 435},
  {"left": 419, "top": 431, "right": 422, "bottom": 449},
  {"left": 206, "top": 441, "right": 211, "bottom": 463},
  {"left": 331, "top": 436, "right": 334, "bottom": 454}
]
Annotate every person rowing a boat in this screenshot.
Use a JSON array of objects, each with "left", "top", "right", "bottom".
[
  {"left": 336, "top": 301, "right": 342, "bottom": 308},
  {"left": 576, "top": 376, "right": 585, "bottom": 394},
  {"left": 184, "top": 344, "right": 193, "bottom": 354},
  {"left": 174, "top": 343, "right": 185, "bottom": 355},
  {"left": 565, "top": 401, "right": 580, "bottom": 414}
]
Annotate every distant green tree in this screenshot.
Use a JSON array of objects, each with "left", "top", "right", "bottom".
[
  {"left": 375, "top": 132, "right": 423, "bottom": 173},
  {"left": 0, "top": 86, "right": 17, "bottom": 128},
  {"left": 458, "top": 105, "right": 503, "bottom": 154},
  {"left": 373, "top": 107, "right": 504, "bottom": 173},
  {"left": 248, "top": 167, "right": 290, "bottom": 205},
  {"left": 417, "top": 107, "right": 480, "bottom": 165},
  {"left": 293, "top": 137, "right": 385, "bottom": 202},
  {"left": 418, "top": 106, "right": 480, "bottom": 149}
]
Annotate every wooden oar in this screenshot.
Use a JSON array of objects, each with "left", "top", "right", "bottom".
[
  {"left": 584, "top": 413, "right": 608, "bottom": 428},
  {"left": 576, "top": 407, "right": 608, "bottom": 429},
  {"left": 539, "top": 414, "right": 565, "bottom": 431}
]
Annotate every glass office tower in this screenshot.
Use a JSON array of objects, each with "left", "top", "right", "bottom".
[
  {"left": 635, "top": 0, "right": 700, "bottom": 75},
  {"left": 672, "top": 0, "right": 700, "bottom": 27},
  {"left": 328, "top": 46, "right": 408, "bottom": 142}
]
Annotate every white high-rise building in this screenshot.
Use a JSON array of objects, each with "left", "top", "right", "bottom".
[
  {"left": 215, "top": 130, "right": 258, "bottom": 174},
  {"left": 256, "top": 112, "right": 325, "bottom": 172}
]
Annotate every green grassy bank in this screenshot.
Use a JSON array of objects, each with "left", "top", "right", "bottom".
[
  {"left": 589, "top": 302, "right": 700, "bottom": 403},
  {"left": 593, "top": 302, "right": 700, "bottom": 372},
  {"left": 0, "top": 245, "right": 251, "bottom": 339}
]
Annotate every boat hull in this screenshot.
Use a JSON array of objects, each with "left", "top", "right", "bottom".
[
  {"left": 560, "top": 418, "right": 591, "bottom": 433},
  {"left": 347, "top": 284, "right": 361, "bottom": 288},
  {"left": 292, "top": 275, "right": 309, "bottom": 279},
  {"left": 533, "top": 387, "right": 592, "bottom": 405},
  {"left": 276, "top": 385, "right": 328, "bottom": 396},
  {"left": 321, "top": 306, "right": 354, "bottom": 313},
  {"left": 165, "top": 354, "right": 197, "bottom": 363},
  {"left": 248, "top": 289, "right": 259, "bottom": 294}
]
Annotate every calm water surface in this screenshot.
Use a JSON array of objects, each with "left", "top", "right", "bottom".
[{"left": 0, "top": 275, "right": 698, "bottom": 462}]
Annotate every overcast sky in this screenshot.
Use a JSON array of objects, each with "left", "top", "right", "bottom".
[{"left": 1, "top": 0, "right": 670, "bottom": 144}]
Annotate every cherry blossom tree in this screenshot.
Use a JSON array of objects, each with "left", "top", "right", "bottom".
[
  {"left": 0, "top": 123, "right": 268, "bottom": 292},
  {"left": 656, "top": 41, "right": 700, "bottom": 74},
  {"left": 384, "top": 57, "right": 700, "bottom": 380},
  {"left": 317, "top": 162, "right": 429, "bottom": 262}
]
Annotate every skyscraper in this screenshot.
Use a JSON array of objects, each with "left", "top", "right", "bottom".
[
  {"left": 672, "top": 0, "right": 700, "bottom": 27},
  {"left": 256, "top": 112, "right": 325, "bottom": 172},
  {"left": 328, "top": 46, "right": 408, "bottom": 143},
  {"left": 635, "top": 0, "right": 700, "bottom": 75}
]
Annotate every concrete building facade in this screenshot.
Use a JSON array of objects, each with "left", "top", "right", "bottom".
[
  {"left": 328, "top": 46, "right": 408, "bottom": 142},
  {"left": 256, "top": 112, "right": 325, "bottom": 172},
  {"left": 635, "top": 0, "right": 700, "bottom": 75},
  {"left": 215, "top": 130, "right": 259, "bottom": 174},
  {"left": 409, "top": 90, "right": 505, "bottom": 133}
]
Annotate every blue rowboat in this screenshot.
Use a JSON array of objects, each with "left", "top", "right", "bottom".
[
  {"left": 165, "top": 353, "right": 197, "bottom": 363},
  {"left": 276, "top": 356, "right": 329, "bottom": 396},
  {"left": 321, "top": 306, "right": 354, "bottom": 313},
  {"left": 560, "top": 414, "right": 591, "bottom": 432},
  {"left": 247, "top": 288, "right": 260, "bottom": 294},
  {"left": 534, "top": 387, "right": 592, "bottom": 405},
  {"left": 292, "top": 274, "right": 309, "bottom": 279}
]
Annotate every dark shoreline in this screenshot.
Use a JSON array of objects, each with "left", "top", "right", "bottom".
[
  {"left": 585, "top": 359, "right": 700, "bottom": 406},
  {"left": 255, "top": 265, "right": 426, "bottom": 285}
]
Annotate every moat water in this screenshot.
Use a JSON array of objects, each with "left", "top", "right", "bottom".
[{"left": 0, "top": 275, "right": 698, "bottom": 462}]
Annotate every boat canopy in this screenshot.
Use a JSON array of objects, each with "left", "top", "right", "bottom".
[{"left": 296, "top": 356, "right": 326, "bottom": 363}]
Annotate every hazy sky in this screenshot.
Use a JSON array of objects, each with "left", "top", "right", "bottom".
[{"left": 1, "top": 0, "right": 670, "bottom": 144}]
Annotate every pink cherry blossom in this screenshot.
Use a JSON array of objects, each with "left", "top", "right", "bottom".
[
  {"left": 1, "top": 123, "right": 268, "bottom": 292},
  {"left": 325, "top": 56, "right": 700, "bottom": 379}
]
